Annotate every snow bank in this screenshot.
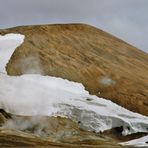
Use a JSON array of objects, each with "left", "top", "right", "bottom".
[
  {"left": 0, "top": 33, "right": 24, "bottom": 73},
  {"left": 0, "top": 73, "right": 148, "bottom": 136},
  {"left": 120, "top": 135, "right": 148, "bottom": 147}
]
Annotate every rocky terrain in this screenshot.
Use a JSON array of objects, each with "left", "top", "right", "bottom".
[{"left": 0, "top": 24, "right": 148, "bottom": 147}]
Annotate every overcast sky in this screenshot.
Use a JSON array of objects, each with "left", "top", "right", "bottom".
[{"left": 0, "top": 0, "right": 148, "bottom": 52}]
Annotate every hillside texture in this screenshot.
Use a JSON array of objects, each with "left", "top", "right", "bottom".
[
  {"left": 0, "top": 24, "right": 147, "bottom": 115},
  {"left": 0, "top": 24, "right": 148, "bottom": 147}
]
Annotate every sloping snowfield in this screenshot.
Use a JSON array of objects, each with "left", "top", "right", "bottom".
[{"left": 0, "top": 34, "right": 148, "bottom": 147}]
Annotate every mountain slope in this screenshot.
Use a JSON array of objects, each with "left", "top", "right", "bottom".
[{"left": 0, "top": 24, "right": 148, "bottom": 115}]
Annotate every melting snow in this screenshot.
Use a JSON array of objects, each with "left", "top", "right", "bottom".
[
  {"left": 0, "top": 73, "right": 148, "bottom": 136},
  {"left": 0, "top": 33, "right": 24, "bottom": 73},
  {"left": 0, "top": 33, "right": 148, "bottom": 147},
  {"left": 120, "top": 135, "right": 148, "bottom": 147}
]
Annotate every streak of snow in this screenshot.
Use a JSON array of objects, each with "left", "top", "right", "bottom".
[
  {"left": 120, "top": 135, "right": 148, "bottom": 147},
  {"left": 0, "top": 33, "right": 24, "bottom": 73}
]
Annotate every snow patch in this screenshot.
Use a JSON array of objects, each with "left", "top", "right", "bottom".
[
  {"left": 0, "top": 33, "right": 24, "bottom": 73},
  {"left": 120, "top": 135, "right": 148, "bottom": 147},
  {"left": 0, "top": 73, "right": 148, "bottom": 136}
]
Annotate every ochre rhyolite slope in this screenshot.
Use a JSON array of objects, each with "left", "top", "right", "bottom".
[{"left": 0, "top": 24, "right": 148, "bottom": 115}]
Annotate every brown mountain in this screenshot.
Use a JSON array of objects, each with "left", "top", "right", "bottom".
[
  {"left": 0, "top": 24, "right": 147, "bottom": 115},
  {"left": 0, "top": 24, "right": 148, "bottom": 147}
]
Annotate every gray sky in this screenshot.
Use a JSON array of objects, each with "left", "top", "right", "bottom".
[{"left": 0, "top": 0, "right": 148, "bottom": 53}]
